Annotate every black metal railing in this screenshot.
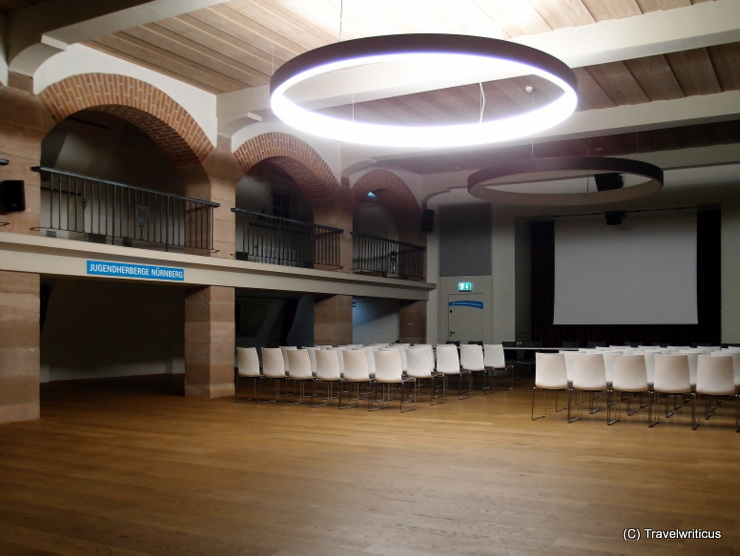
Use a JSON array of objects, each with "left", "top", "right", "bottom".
[
  {"left": 32, "top": 167, "right": 219, "bottom": 251},
  {"left": 351, "top": 232, "right": 425, "bottom": 280},
  {"left": 232, "top": 208, "right": 342, "bottom": 269}
]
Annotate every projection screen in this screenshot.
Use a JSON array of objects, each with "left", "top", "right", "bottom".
[{"left": 553, "top": 210, "right": 698, "bottom": 325}]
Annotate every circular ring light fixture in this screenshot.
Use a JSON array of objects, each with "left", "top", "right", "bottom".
[
  {"left": 270, "top": 34, "right": 578, "bottom": 149},
  {"left": 467, "top": 156, "right": 663, "bottom": 206}
]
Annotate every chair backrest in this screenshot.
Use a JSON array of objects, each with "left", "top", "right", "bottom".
[
  {"left": 405, "top": 346, "right": 432, "bottom": 378},
  {"left": 534, "top": 352, "right": 568, "bottom": 389},
  {"left": 678, "top": 349, "right": 700, "bottom": 386},
  {"left": 287, "top": 348, "right": 313, "bottom": 380},
  {"left": 483, "top": 343, "right": 506, "bottom": 369},
  {"left": 435, "top": 344, "right": 460, "bottom": 374},
  {"left": 305, "top": 347, "right": 318, "bottom": 374},
  {"left": 696, "top": 354, "right": 735, "bottom": 395},
  {"left": 460, "top": 343, "right": 485, "bottom": 371},
  {"left": 342, "top": 348, "right": 371, "bottom": 382},
  {"left": 600, "top": 350, "right": 622, "bottom": 383},
  {"left": 569, "top": 352, "right": 607, "bottom": 390},
  {"left": 237, "top": 347, "right": 260, "bottom": 378},
  {"left": 653, "top": 354, "right": 692, "bottom": 393},
  {"left": 711, "top": 350, "right": 740, "bottom": 387},
  {"left": 279, "top": 346, "right": 297, "bottom": 371},
  {"left": 374, "top": 349, "right": 404, "bottom": 383},
  {"left": 261, "top": 347, "right": 286, "bottom": 379},
  {"left": 362, "top": 346, "right": 377, "bottom": 375},
  {"left": 315, "top": 348, "right": 342, "bottom": 381},
  {"left": 413, "top": 344, "right": 435, "bottom": 371},
  {"left": 610, "top": 354, "right": 648, "bottom": 391}
]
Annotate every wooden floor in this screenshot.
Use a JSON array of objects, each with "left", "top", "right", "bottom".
[{"left": 0, "top": 375, "right": 738, "bottom": 556}]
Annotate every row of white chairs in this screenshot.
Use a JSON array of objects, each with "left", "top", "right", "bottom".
[
  {"left": 532, "top": 350, "right": 739, "bottom": 431},
  {"left": 235, "top": 343, "right": 512, "bottom": 411}
]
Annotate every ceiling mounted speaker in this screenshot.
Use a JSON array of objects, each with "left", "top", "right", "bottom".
[
  {"left": 605, "top": 211, "right": 626, "bottom": 226},
  {"left": 595, "top": 172, "right": 623, "bottom": 191},
  {"left": 422, "top": 209, "right": 434, "bottom": 232}
]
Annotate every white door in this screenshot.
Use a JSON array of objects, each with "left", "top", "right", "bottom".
[{"left": 447, "top": 294, "right": 484, "bottom": 344}]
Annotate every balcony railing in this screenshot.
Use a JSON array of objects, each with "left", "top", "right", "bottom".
[
  {"left": 351, "top": 232, "right": 425, "bottom": 280},
  {"left": 32, "top": 167, "right": 219, "bottom": 252},
  {"left": 232, "top": 208, "right": 342, "bottom": 269}
]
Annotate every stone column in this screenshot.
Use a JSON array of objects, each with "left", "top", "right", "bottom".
[
  {"left": 184, "top": 285, "right": 235, "bottom": 398},
  {"left": 315, "top": 294, "right": 353, "bottom": 346},
  {"left": 311, "top": 187, "right": 354, "bottom": 346},
  {"left": 312, "top": 187, "right": 354, "bottom": 274},
  {"left": 0, "top": 76, "right": 54, "bottom": 423},
  {"left": 0, "top": 271, "right": 40, "bottom": 423},
  {"left": 399, "top": 300, "right": 427, "bottom": 344},
  {"left": 178, "top": 138, "right": 240, "bottom": 397}
]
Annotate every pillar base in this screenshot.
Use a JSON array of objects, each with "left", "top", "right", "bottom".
[
  {"left": 0, "top": 402, "right": 40, "bottom": 424},
  {"left": 184, "top": 382, "right": 235, "bottom": 399}
]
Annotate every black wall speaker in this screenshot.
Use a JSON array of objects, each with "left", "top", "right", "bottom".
[
  {"left": 605, "top": 211, "right": 626, "bottom": 226},
  {"left": 595, "top": 172, "right": 623, "bottom": 192},
  {"left": 1, "top": 180, "right": 26, "bottom": 212},
  {"left": 422, "top": 209, "right": 434, "bottom": 232}
]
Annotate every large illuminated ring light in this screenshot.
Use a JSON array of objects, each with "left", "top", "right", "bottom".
[
  {"left": 270, "top": 34, "right": 578, "bottom": 149},
  {"left": 468, "top": 156, "right": 664, "bottom": 206}
]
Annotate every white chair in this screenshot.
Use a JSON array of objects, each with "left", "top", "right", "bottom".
[
  {"left": 650, "top": 354, "right": 695, "bottom": 428},
  {"left": 600, "top": 350, "right": 622, "bottom": 385},
  {"left": 362, "top": 346, "right": 377, "bottom": 378},
  {"left": 371, "top": 349, "right": 416, "bottom": 412},
  {"left": 484, "top": 343, "right": 511, "bottom": 391},
  {"left": 609, "top": 354, "right": 652, "bottom": 425},
  {"left": 567, "top": 352, "right": 611, "bottom": 423},
  {"left": 460, "top": 343, "right": 491, "bottom": 394},
  {"left": 405, "top": 346, "right": 444, "bottom": 405},
  {"left": 235, "top": 347, "right": 261, "bottom": 402},
  {"left": 286, "top": 348, "right": 316, "bottom": 405},
  {"left": 711, "top": 350, "right": 740, "bottom": 390},
  {"left": 531, "top": 352, "right": 568, "bottom": 421},
  {"left": 314, "top": 348, "right": 344, "bottom": 407},
  {"left": 340, "top": 348, "right": 374, "bottom": 409},
  {"left": 693, "top": 354, "right": 738, "bottom": 431},
  {"left": 435, "top": 344, "right": 472, "bottom": 400},
  {"left": 259, "top": 347, "right": 288, "bottom": 404},
  {"left": 279, "top": 345, "right": 297, "bottom": 372},
  {"left": 413, "top": 344, "right": 436, "bottom": 373},
  {"left": 305, "top": 346, "right": 318, "bottom": 375},
  {"left": 678, "top": 348, "right": 701, "bottom": 389},
  {"left": 392, "top": 343, "right": 410, "bottom": 372}
]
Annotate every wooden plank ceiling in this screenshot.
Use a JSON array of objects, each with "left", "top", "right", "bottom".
[{"left": 2, "top": 0, "right": 738, "bottom": 174}]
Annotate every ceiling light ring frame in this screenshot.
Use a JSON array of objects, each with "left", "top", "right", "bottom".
[
  {"left": 270, "top": 33, "right": 579, "bottom": 148},
  {"left": 467, "top": 156, "right": 664, "bottom": 207}
]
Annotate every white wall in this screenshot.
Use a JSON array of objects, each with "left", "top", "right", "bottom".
[{"left": 437, "top": 275, "right": 493, "bottom": 344}]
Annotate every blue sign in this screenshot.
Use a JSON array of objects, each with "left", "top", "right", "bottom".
[
  {"left": 87, "top": 260, "right": 185, "bottom": 282},
  {"left": 449, "top": 300, "right": 484, "bottom": 309}
]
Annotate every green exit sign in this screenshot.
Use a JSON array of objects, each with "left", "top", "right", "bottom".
[{"left": 458, "top": 281, "right": 473, "bottom": 292}]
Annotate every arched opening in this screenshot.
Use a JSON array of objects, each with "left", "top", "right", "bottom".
[
  {"left": 236, "top": 159, "right": 312, "bottom": 223},
  {"left": 42, "top": 109, "right": 184, "bottom": 192},
  {"left": 38, "top": 108, "right": 201, "bottom": 389},
  {"left": 352, "top": 191, "right": 399, "bottom": 240}
]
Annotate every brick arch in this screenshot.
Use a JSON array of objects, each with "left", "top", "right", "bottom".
[
  {"left": 233, "top": 133, "right": 339, "bottom": 201},
  {"left": 352, "top": 169, "right": 421, "bottom": 223},
  {"left": 37, "top": 73, "right": 213, "bottom": 166}
]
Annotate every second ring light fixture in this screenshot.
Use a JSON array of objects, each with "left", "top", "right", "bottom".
[{"left": 269, "top": 33, "right": 578, "bottom": 149}]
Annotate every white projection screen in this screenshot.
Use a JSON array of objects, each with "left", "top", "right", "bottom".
[{"left": 553, "top": 210, "right": 698, "bottom": 325}]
